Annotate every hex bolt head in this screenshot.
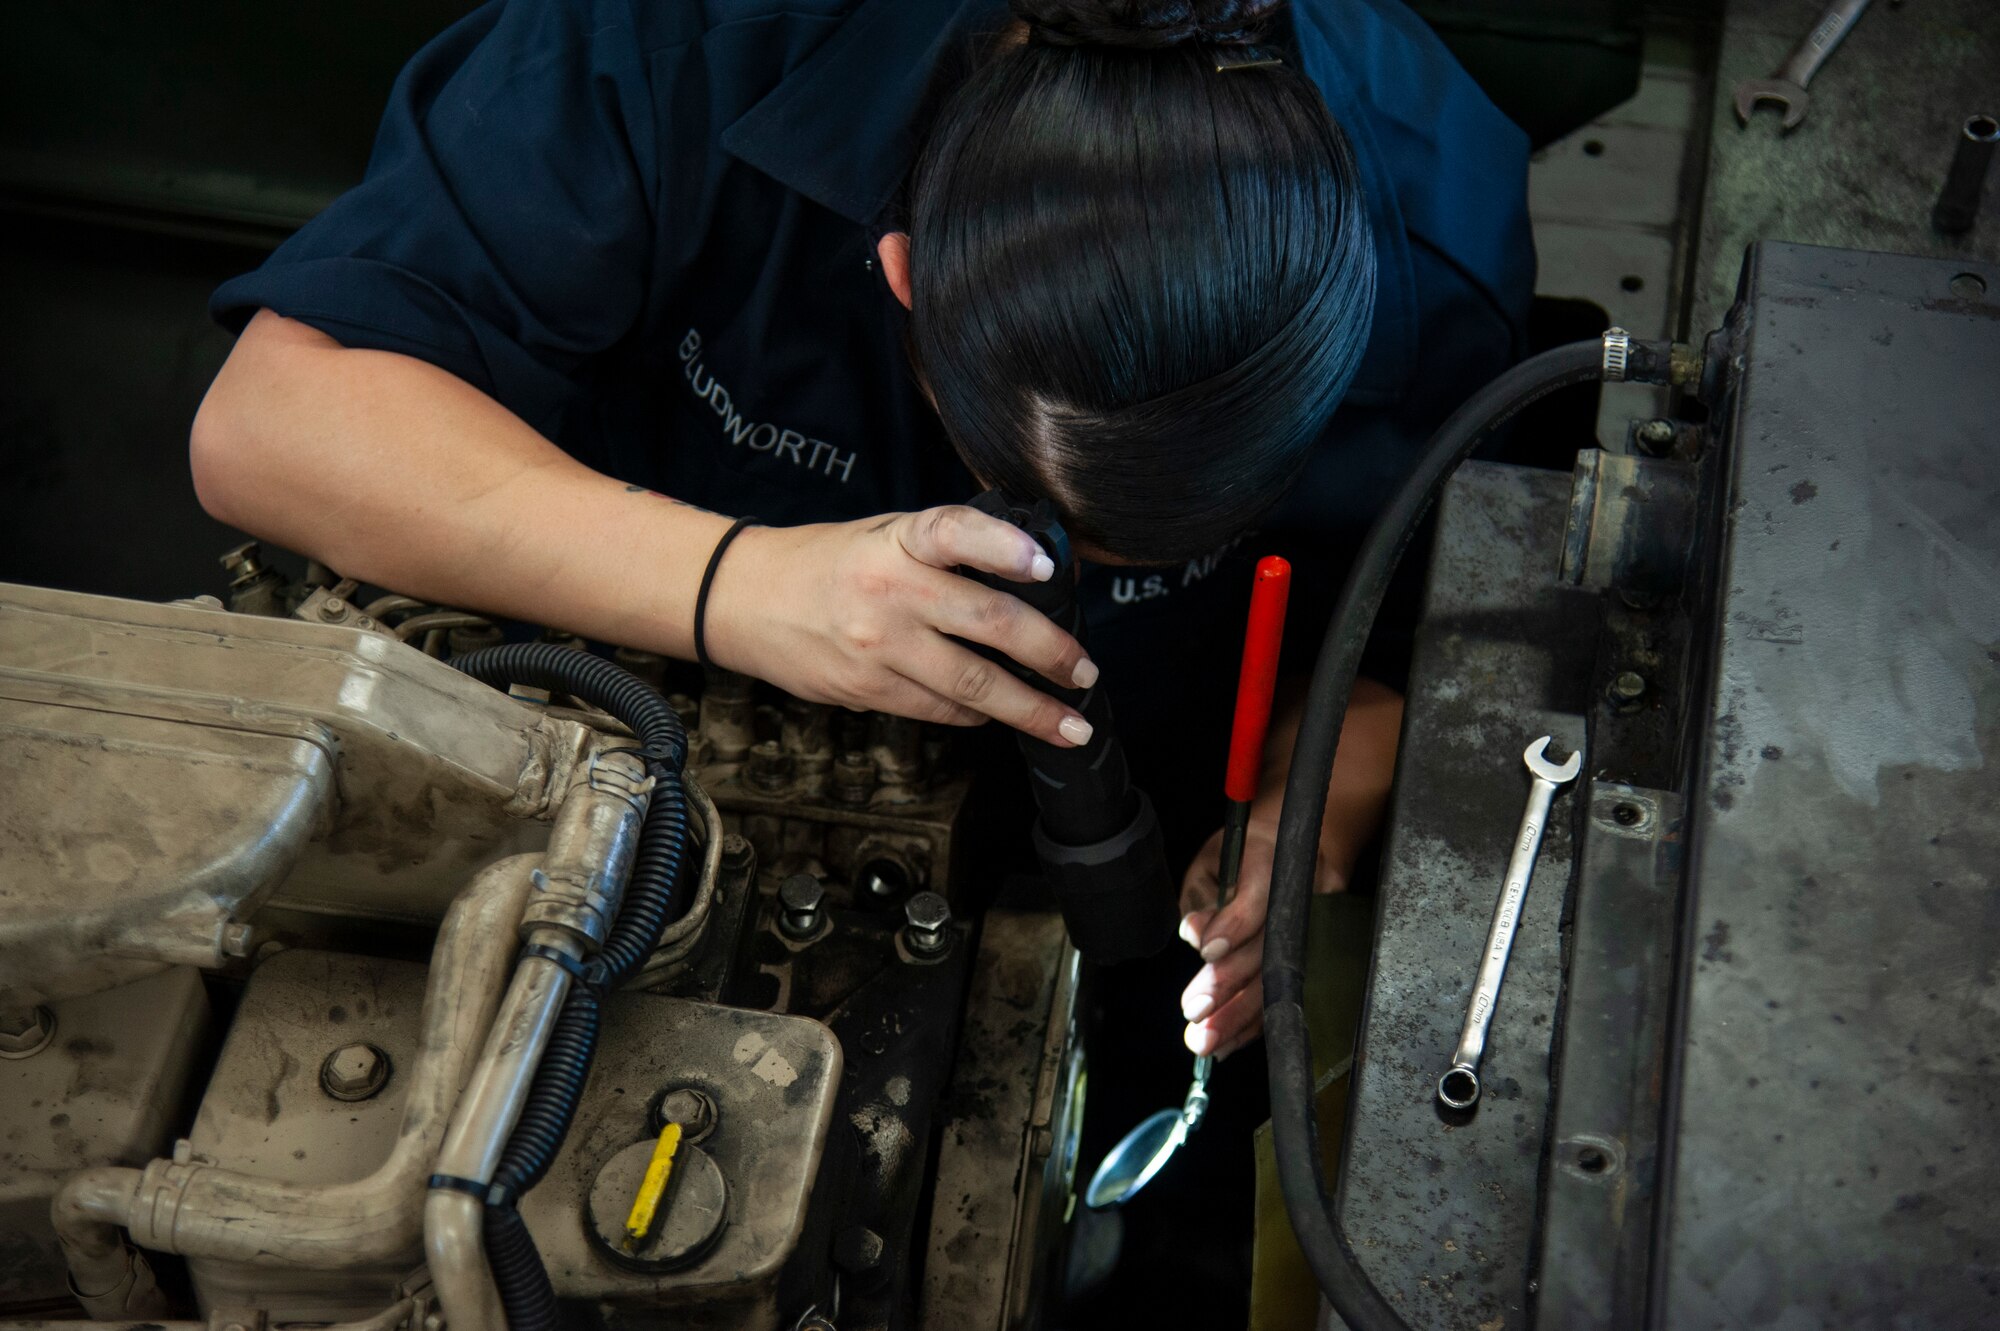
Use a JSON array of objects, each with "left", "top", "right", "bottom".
[
  {"left": 0, "top": 1005, "right": 56, "bottom": 1059},
  {"left": 1607, "top": 670, "right": 1648, "bottom": 712},
  {"left": 778, "top": 873, "right": 825, "bottom": 940},
  {"left": 321, "top": 1042, "right": 391, "bottom": 1101},
  {"left": 650, "top": 1085, "right": 719, "bottom": 1143},
  {"left": 902, "top": 891, "right": 952, "bottom": 956}
]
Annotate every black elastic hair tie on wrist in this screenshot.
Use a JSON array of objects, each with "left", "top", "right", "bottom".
[{"left": 694, "top": 516, "right": 760, "bottom": 670}]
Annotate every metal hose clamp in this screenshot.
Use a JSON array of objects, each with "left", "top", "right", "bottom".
[{"left": 1602, "top": 327, "right": 1632, "bottom": 382}]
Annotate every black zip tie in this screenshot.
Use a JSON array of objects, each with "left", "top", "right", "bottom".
[
  {"left": 638, "top": 737, "right": 686, "bottom": 774},
  {"left": 427, "top": 1173, "right": 489, "bottom": 1198},
  {"left": 520, "top": 942, "right": 608, "bottom": 994}
]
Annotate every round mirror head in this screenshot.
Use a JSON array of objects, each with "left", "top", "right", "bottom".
[{"left": 1083, "top": 1108, "right": 1187, "bottom": 1210}]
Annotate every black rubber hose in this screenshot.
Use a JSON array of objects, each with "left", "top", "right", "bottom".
[
  {"left": 484, "top": 1204, "right": 559, "bottom": 1331},
  {"left": 448, "top": 643, "right": 692, "bottom": 1329},
  {"left": 1263, "top": 338, "right": 1670, "bottom": 1327},
  {"left": 478, "top": 985, "right": 599, "bottom": 1331},
  {"left": 450, "top": 642, "right": 692, "bottom": 984},
  {"left": 450, "top": 641, "right": 689, "bottom": 771},
  {"left": 598, "top": 770, "right": 690, "bottom": 982},
  {"left": 493, "top": 985, "right": 603, "bottom": 1197}
]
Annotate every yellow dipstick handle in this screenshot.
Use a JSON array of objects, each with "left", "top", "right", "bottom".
[{"left": 623, "top": 1122, "right": 684, "bottom": 1250}]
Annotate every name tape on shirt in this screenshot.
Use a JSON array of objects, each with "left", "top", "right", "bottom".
[{"left": 678, "top": 329, "right": 859, "bottom": 485}]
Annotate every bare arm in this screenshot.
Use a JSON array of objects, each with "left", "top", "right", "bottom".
[
  {"left": 194, "top": 309, "right": 731, "bottom": 653},
  {"left": 191, "top": 310, "right": 1095, "bottom": 744}
]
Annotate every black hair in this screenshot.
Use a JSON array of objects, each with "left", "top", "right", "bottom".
[{"left": 906, "top": 0, "right": 1376, "bottom": 565}]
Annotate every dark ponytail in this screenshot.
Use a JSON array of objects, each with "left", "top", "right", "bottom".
[
  {"left": 1012, "top": 0, "right": 1278, "bottom": 47},
  {"left": 907, "top": 0, "right": 1376, "bottom": 565}
]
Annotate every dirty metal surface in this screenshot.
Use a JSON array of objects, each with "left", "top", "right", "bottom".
[
  {"left": 184, "top": 949, "right": 429, "bottom": 1317},
  {"left": 0, "top": 698, "right": 331, "bottom": 1008},
  {"left": 0, "top": 967, "right": 212, "bottom": 1309},
  {"left": 1532, "top": 783, "right": 1684, "bottom": 1331},
  {"left": 1692, "top": 0, "right": 2000, "bottom": 338},
  {"left": 0, "top": 582, "right": 586, "bottom": 951},
  {"left": 519, "top": 992, "right": 841, "bottom": 1325},
  {"left": 1333, "top": 460, "right": 1598, "bottom": 1329},
  {"left": 1657, "top": 243, "right": 2000, "bottom": 1327},
  {"left": 923, "top": 909, "right": 1082, "bottom": 1331}
]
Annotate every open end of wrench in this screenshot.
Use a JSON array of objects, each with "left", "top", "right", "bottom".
[
  {"left": 1523, "top": 735, "right": 1583, "bottom": 785},
  {"left": 1438, "top": 1065, "right": 1480, "bottom": 1111},
  {"left": 1733, "top": 80, "right": 1810, "bottom": 132}
]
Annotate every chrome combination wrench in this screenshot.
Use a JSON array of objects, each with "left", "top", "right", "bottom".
[
  {"left": 1733, "top": 0, "right": 1872, "bottom": 133},
  {"left": 1437, "top": 735, "right": 1582, "bottom": 1112}
]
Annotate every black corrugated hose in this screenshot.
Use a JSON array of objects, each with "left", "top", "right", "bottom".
[
  {"left": 1262, "top": 336, "right": 1680, "bottom": 1327},
  {"left": 450, "top": 643, "right": 692, "bottom": 1329}
]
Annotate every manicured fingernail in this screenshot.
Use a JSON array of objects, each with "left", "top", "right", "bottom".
[
  {"left": 1071, "top": 657, "right": 1099, "bottom": 689},
  {"left": 1184, "top": 993, "right": 1215, "bottom": 1022},
  {"left": 1179, "top": 913, "right": 1203, "bottom": 948},
  {"left": 1030, "top": 552, "right": 1056, "bottom": 582},
  {"left": 1199, "top": 937, "right": 1230, "bottom": 963},
  {"left": 1057, "top": 715, "right": 1093, "bottom": 746},
  {"left": 1184, "top": 1023, "right": 1212, "bottom": 1055}
]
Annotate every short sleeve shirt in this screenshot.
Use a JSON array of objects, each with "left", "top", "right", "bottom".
[{"left": 212, "top": 0, "right": 1535, "bottom": 837}]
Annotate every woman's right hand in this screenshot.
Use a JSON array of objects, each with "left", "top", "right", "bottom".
[{"left": 702, "top": 505, "right": 1100, "bottom": 747}]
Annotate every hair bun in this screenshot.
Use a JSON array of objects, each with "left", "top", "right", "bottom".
[{"left": 1012, "top": 0, "right": 1281, "bottom": 51}]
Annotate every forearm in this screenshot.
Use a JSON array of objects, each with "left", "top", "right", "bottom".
[
  {"left": 1250, "top": 677, "right": 1404, "bottom": 889},
  {"left": 191, "top": 310, "right": 731, "bottom": 654}
]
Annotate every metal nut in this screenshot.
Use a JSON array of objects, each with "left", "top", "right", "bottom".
[
  {"left": 321, "top": 1042, "right": 391, "bottom": 1101},
  {"left": 219, "top": 541, "right": 263, "bottom": 579},
  {"left": 833, "top": 749, "right": 877, "bottom": 806},
  {"left": 1633, "top": 418, "right": 1677, "bottom": 456},
  {"left": 902, "top": 891, "right": 952, "bottom": 957},
  {"left": 0, "top": 1005, "right": 56, "bottom": 1059},
  {"left": 747, "top": 740, "right": 793, "bottom": 792}
]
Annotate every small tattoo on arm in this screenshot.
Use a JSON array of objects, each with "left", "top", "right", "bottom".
[{"left": 625, "top": 485, "right": 717, "bottom": 516}]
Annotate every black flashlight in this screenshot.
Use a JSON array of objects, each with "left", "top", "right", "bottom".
[{"left": 961, "top": 490, "right": 1176, "bottom": 962}]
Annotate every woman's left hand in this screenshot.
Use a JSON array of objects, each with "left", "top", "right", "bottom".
[
  {"left": 1177, "top": 811, "right": 1347, "bottom": 1061},
  {"left": 1175, "top": 677, "right": 1405, "bottom": 1061}
]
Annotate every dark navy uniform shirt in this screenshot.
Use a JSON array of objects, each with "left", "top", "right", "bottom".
[{"left": 213, "top": 0, "right": 1534, "bottom": 846}]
